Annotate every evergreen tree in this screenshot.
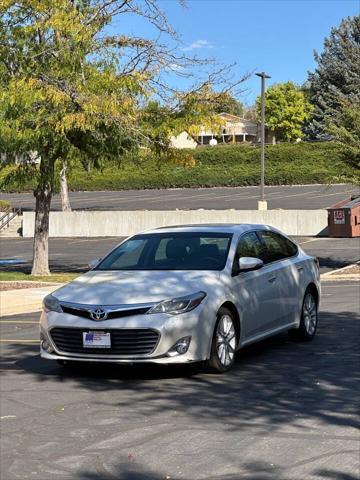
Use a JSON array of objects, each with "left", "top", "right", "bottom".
[
  {"left": 306, "top": 16, "right": 360, "bottom": 139},
  {"left": 327, "top": 97, "right": 360, "bottom": 182}
]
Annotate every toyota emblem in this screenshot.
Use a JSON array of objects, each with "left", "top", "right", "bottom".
[{"left": 90, "top": 308, "right": 108, "bottom": 321}]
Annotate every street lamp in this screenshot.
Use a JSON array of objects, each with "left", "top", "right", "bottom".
[{"left": 256, "top": 71, "right": 271, "bottom": 210}]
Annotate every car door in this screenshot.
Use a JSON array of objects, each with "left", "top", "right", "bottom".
[
  {"left": 257, "top": 230, "right": 300, "bottom": 329},
  {"left": 230, "top": 231, "right": 281, "bottom": 340}
]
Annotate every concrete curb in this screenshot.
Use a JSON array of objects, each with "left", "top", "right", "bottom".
[
  {"left": 0, "top": 283, "right": 63, "bottom": 316},
  {"left": 321, "top": 263, "right": 360, "bottom": 282}
]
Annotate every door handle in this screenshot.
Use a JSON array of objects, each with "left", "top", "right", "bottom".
[
  {"left": 268, "top": 276, "right": 277, "bottom": 283},
  {"left": 297, "top": 266, "right": 304, "bottom": 272}
]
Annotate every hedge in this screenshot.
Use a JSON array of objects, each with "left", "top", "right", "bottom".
[{"left": 0, "top": 142, "right": 358, "bottom": 192}]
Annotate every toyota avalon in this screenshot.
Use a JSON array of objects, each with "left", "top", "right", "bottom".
[{"left": 40, "top": 224, "right": 320, "bottom": 372}]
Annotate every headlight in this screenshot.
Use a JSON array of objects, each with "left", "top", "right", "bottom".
[
  {"left": 43, "top": 294, "right": 62, "bottom": 313},
  {"left": 147, "top": 291, "right": 206, "bottom": 315}
]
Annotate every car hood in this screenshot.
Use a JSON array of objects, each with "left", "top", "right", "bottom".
[{"left": 53, "top": 270, "right": 221, "bottom": 305}]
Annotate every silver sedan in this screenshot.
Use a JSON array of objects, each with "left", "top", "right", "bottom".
[{"left": 40, "top": 224, "right": 320, "bottom": 373}]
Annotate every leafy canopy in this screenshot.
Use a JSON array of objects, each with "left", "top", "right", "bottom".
[
  {"left": 257, "top": 81, "right": 312, "bottom": 142},
  {"left": 212, "top": 92, "right": 244, "bottom": 117},
  {"left": 0, "top": 0, "right": 152, "bottom": 190},
  {"left": 0, "top": 0, "right": 246, "bottom": 275},
  {"left": 0, "top": 1, "right": 245, "bottom": 185}
]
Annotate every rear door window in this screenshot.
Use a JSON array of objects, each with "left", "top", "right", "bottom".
[
  {"left": 258, "top": 231, "right": 297, "bottom": 263},
  {"left": 236, "top": 232, "right": 266, "bottom": 261}
]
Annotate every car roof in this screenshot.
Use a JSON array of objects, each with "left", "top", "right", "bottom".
[{"left": 143, "top": 223, "right": 275, "bottom": 235}]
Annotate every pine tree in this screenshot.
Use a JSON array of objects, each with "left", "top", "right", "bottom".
[{"left": 306, "top": 16, "right": 360, "bottom": 139}]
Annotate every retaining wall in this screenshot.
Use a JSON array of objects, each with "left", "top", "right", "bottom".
[{"left": 23, "top": 210, "right": 328, "bottom": 237}]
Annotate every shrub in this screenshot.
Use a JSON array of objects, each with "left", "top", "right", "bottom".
[
  {"left": 0, "top": 141, "right": 357, "bottom": 192},
  {"left": 0, "top": 200, "right": 11, "bottom": 211}
]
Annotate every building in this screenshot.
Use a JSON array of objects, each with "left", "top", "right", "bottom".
[{"left": 170, "top": 113, "right": 276, "bottom": 149}]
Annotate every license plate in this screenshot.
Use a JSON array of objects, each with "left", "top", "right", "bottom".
[{"left": 83, "top": 331, "right": 111, "bottom": 348}]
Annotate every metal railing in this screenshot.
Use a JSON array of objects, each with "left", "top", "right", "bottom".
[{"left": 0, "top": 207, "right": 21, "bottom": 231}]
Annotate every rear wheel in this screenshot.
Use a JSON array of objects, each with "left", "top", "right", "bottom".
[
  {"left": 207, "top": 307, "right": 238, "bottom": 373},
  {"left": 289, "top": 289, "right": 318, "bottom": 341}
]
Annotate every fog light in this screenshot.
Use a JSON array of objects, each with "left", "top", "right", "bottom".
[
  {"left": 167, "top": 336, "right": 191, "bottom": 357},
  {"left": 41, "top": 334, "right": 54, "bottom": 353}
]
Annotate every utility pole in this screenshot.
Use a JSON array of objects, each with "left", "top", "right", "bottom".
[{"left": 256, "top": 71, "right": 271, "bottom": 210}]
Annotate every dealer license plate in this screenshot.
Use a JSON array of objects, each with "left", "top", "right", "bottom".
[{"left": 83, "top": 331, "right": 111, "bottom": 348}]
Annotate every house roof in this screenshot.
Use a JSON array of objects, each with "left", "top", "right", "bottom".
[{"left": 217, "top": 112, "right": 257, "bottom": 126}]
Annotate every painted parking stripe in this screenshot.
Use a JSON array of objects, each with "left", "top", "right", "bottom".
[
  {"left": 0, "top": 321, "right": 38, "bottom": 324},
  {"left": 0, "top": 339, "right": 38, "bottom": 343},
  {"left": 297, "top": 238, "right": 321, "bottom": 245}
]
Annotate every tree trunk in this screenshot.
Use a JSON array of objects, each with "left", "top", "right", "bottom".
[
  {"left": 31, "top": 187, "right": 52, "bottom": 276},
  {"left": 60, "top": 161, "right": 72, "bottom": 212}
]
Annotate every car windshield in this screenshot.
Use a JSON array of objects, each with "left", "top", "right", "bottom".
[{"left": 96, "top": 232, "right": 233, "bottom": 271}]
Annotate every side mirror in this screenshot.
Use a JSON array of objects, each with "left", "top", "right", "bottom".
[
  {"left": 238, "top": 257, "right": 263, "bottom": 272},
  {"left": 88, "top": 258, "right": 101, "bottom": 269}
]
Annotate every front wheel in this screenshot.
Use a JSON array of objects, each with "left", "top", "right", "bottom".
[
  {"left": 289, "top": 289, "right": 318, "bottom": 341},
  {"left": 207, "top": 307, "right": 238, "bottom": 373}
]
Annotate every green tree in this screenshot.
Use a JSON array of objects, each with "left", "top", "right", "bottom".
[
  {"left": 213, "top": 92, "right": 244, "bottom": 117},
  {"left": 327, "top": 98, "right": 360, "bottom": 183},
  {"left": 256, "top": 82, "right": 312, "bottom": 142},
  {"left": 0, "top": 0, "right": 241, "bottom": 275},
  {"left": 306, "top": 16, "right": 360, "bottom": 139},
  {"left": 140, "top": 84, "right": 247, "bottom": 156}
]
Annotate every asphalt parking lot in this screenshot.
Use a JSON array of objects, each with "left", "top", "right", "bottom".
[
  {"left": 1, "top": 236, "right": 359, "bottom": 274},
  {"left": 0, "top": 281, "right": 359, "bottom": 480},
  {"left": 2, "top": 184, "right": 358, "bottom": 211}
]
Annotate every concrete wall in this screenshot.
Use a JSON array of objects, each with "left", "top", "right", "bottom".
[{"left": 23, "top": 210, "right": 328, "bottom": 237}]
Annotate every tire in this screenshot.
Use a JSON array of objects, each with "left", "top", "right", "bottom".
[
  {"left": 207, "top": 307, "right": 238, "bottom": 373},
  {"left": 289, "top": 288, "right": 318, "bottom": 341}
]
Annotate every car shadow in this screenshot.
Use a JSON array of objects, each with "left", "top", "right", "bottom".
[
  {"left": 11, "top": 310, "right": 360, "bottom": 430},
  {"left": 3, "top": 309, "right": 359, "bottom": 479}
]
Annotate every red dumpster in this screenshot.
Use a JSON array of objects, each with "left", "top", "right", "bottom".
[{"left": 327, "top": 195, "right": 360, "bottom": 238}]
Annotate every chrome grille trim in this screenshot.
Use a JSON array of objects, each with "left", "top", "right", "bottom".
[{"left": 59, "top": 301, "right": 155, "bottom": 321}]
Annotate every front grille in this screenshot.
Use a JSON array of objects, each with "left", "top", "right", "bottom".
[
  {"left": 61, "top": 305, "right": 150, "bottom": 320},
  {"left": 50, "top": 327, "right": 160, "bottom": 356}
]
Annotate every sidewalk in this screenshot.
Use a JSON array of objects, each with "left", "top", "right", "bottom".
[{"left": 0, "top": 284, "right": 62, "bottom": 316}]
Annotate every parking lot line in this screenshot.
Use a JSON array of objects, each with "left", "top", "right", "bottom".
[
  {"left": 0, "top": 339, "right": 38, "bottom": 343},
  {"left": 298, "top": 238, "right": 322, "bottom": 245},
  {"left": 0, "top": 321, "right": 39, "bottom": 324}
]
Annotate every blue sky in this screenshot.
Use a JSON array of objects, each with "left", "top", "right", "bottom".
[{"left": 112, "top": 0, "right": 359, "bottom": 105}]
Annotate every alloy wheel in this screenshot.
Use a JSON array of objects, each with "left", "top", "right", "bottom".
[
  {"left": 216, "top": 314, "right": 236, "bottom": 367},
  {"left": 303, "top": 293, "right": 317, "bottom": 336}
]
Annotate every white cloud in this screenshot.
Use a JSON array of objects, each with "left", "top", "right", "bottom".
[
  {"left": 168, "top": 63, "right": 185, "bottom": 72},
  {"left": 182, "top": 39, "right": 215, "bottom": 52}
]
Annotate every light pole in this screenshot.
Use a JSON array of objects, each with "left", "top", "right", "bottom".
[{"left": 256, "top": 71, "right": 271, "bottom": 210}]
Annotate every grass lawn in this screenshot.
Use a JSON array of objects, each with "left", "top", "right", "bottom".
[
  {"left": 1, "top": 142, "right": 358, "bottom": 192},
  {"left": 0, "top": 271, "right": 79, "bottom": 283}
]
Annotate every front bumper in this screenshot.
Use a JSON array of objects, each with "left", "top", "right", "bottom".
[
  {"left": 40, "top": 306, "right": 211, "bottom": 365},
  {"left": 40, "top": 348, "right": 198, "bottom": 365}
]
